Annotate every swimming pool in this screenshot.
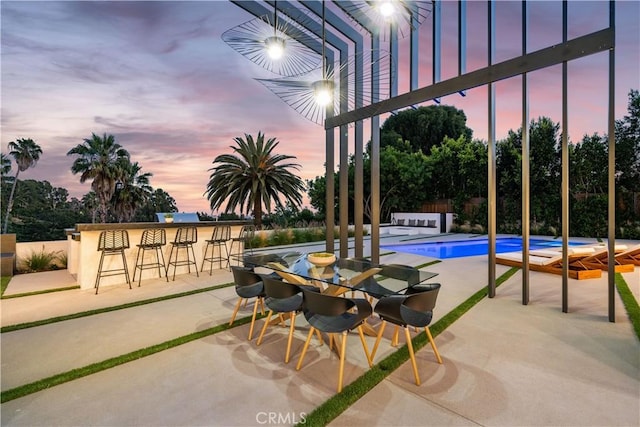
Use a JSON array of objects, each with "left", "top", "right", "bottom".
[{"left": 381, "top": 237, "right": 586, "bottom": 259}]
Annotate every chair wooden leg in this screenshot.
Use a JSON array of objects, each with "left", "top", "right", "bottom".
[
  {"left": 256, "top": 310, "right": 274, "bottom": 346},
  {"left": 405, "top": 326, "right": 420, "bottom": 386},
  {"left": 248, "top": 298, "right": 260, "bottom": 340},
  {"left": 392, "top": 325, "right": 400, "bottom": 347},
  {"left": 425, "top": 326, "right": 443, "bottom": 364},
  {"left": 229, "top": 297, "right": 243, "bottom": 326},
  {"left": 315, "top": 329, "right": 324, "bottom": 346},
  {"left": 370, "top": 320, "right": 386, "bottom": 362},
  {"left": 357, "top": 325, "right": 372, "bottom": 367},
  {"left": 296, "top": 327, "right": 316, "bottom": 371},
  {"left": 337, "top": 331, "right": 348, "bottom": 393},
  {"left": 285, "top": 313, "right": 296, "bottom": 363}
]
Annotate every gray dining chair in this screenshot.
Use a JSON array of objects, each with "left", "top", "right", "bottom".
[
  {"left": 370, "top": 283, "right": 443, "bottom": 386},
  {"left": 296, "top": 287, "right": 373, "bottom": 392}
]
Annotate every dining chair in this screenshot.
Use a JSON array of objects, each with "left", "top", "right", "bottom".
[
  {"left": 295, "top": 287, "right": 373, "bottom": 393},
  {"left": 256, "top": 275, "right": 317, "bottom": 363},
  {"left": 229, "top": 266, "right": 265, "bottom": 340},
  {"left": 370, "top": 283, "right": 443, "bottom": 386}
]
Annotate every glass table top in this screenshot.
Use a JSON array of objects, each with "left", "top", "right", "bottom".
[{"left": 237, "top": 251, "right": 439, "bottom": 297}]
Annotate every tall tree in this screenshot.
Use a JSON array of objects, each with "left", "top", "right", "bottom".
[
  {"left": 3, "top": 138, "right": 43, "bottom": 233},
  {"left": 111, "top": 159, "right": 153, "bottom": 222},
  {"left": 133, "top": 188, "right": 178, "bottom": 222},
  {"left": 380, "top": 105, "right": 473, "bottom": 154},
  {"left": 81, "top": 192, "right": 100, "bottom": 224},
  {"left": 1, "top": 153, "right": 11, "bottom": 178},
  {"left": 67, "top": 133, "right": 130, "bottom": 223},
  {"left": 205, "top": 132, "right": 305, "bottom": 228},
  {"left": 615, "top": 89, "right": 640, "bottom": 191},
  {"left": 570, "top": 134, "right": 608, "bottom": 194}
]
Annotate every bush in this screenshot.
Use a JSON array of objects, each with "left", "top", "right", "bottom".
[
  {"left": 18, "top": 248, "right": 63, "bottom": 273},
  {"left": 247, "top": 226, "right": 367, "bottom": 248}
]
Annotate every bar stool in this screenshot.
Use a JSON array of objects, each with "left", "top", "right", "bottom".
[
  {"left": 166, "top": 227, "right": 198, "bottom": 280},
  {"left": 229, "top": 225, "right": 255, "bottom": 265},
  {"left": 201, "top": 225, "right": 231, "bottom": 274},
  {"left": 95, "top": 230, "right": 131, "bottom": 295},
  {"left": 133, "top": 228, "right": 168, "bottom": 286}
]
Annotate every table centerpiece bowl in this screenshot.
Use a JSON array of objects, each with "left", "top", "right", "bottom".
[{"left": 307, "top": 252, "right": 337, "bottom": 267}]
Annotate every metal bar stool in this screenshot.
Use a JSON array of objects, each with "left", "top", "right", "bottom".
[
  {"left": 133, "top": 228, "right": 168, "bottom": 286},
  {"left": 166, "top": 227, "right": 199, "bottom": 280},
  {"left": 229, "top": 225, "right": 255, "bottom": 265},
  {"left": 95, "top": 230, "right": 131, "bottom": 295},
  {"left": 201, "top": 225, "right": 231, "bottom": 274}
]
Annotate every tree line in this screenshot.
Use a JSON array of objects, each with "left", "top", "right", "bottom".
[
  {"left": 307, "top": 89, "right": 640, "bottom": 239},
  {"left": 2, "top": 89, "right": 639, "bottom": 242},
  {"left": 1, "top": 133, "right": 179, "bottom": 241}
]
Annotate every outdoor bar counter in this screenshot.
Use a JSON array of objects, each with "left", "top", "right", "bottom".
[{"left": 67, "top": 221, "right": 251, "bottom": 290}]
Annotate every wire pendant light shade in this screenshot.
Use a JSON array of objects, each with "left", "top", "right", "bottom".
[
  {"left": 221, "top": 7, "right": 321, "bottom": 77},
  {"left": 341, "top": 0, "right": 433, "bottom": 40},
  {"left": 255, "top": 49, "right": 395, "bottom": 126}
]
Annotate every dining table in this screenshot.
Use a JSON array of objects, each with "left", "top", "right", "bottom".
[{"left": 237, "top": 251, "right": 439, "bottom": 336}]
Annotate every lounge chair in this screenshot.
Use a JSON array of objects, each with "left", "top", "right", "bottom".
[
  {"left": 571, "top": 244, "right": 635, "bottom": 273},
  {"left": 496, "top": 248, "right": 602, "bottom": 280},
  {"left": 615, "top": 244, "right": 640, "bottom": 266}
]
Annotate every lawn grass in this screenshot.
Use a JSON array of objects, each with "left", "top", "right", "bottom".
[
  {"left": 0, "top": 282, "right": 234, "bottom": 333},
  {"left": 298, "top": 266, "right": 521, "bottom": 427},
  {"left": 1, "top": 276, "right": 10, "bottom": 297},
  {"left": 615, "top": 272, "right": 640, "bottom": 340},
  {"left": 2, "top": 285, "right": 81, "bottom": 299}
]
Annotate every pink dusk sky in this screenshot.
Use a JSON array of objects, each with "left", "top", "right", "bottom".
[{"left": 1, "top": 0, "right": 638, "bottom": 214}]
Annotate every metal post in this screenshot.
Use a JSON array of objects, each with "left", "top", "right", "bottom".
[
  {"left": 521, "top": 0, "right": 530, "bottom": 306},
  {"left": 488, "top": 0, "right": 496, "bottom": 297},
  {"left": 607, "top": 0, "right": 616, "bottom": 322},
  {"left": 433, "top": 0, "right": 441, "bottom": 90},
  {"left": 326, "top": 127, "right": 335, "bottom": 252},
  {"left": 458, "top": 0, "right": 466, "bottom": 77},
  {"left": 561, "top": 0, "right": 570, "bottom": 312}
]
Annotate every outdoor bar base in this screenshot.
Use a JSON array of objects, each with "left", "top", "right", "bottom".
[{"left": 69, "top": 221, "right": 250, "bottom": 290}]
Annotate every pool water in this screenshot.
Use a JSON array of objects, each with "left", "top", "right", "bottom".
[{"left": 381, "top": 237, "right": 586, "bottom": 259}]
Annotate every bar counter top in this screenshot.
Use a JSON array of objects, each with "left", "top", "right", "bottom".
[{"left": 74, "top": 220, "right": 250, "bottom": 232}]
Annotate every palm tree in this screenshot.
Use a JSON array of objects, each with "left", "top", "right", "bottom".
[
  {"left": 67, "top": 133, "right": 130, "bottom": 223},
  {"left": 81, "top": 191, "right": 100, "bottom": 224},
  {"left": 205, "top": 132, "right": 305, "bottom": 228},
  {"left": 112, "top": 159, "right": 153, "bottom": 222},
  {"left": 1, "top": 153, "right": 11, "bottom": 178},
  {"left": 3, "top": 138, "right": 43, "bottom": 233}
]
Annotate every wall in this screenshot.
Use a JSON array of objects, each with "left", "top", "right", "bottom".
[{"left": 15, "top": 240, "right": 68, "bottom": 269}]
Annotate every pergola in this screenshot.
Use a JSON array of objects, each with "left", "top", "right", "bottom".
[{"left": 229, "top": 1, "right": 618, "bottom": 321}]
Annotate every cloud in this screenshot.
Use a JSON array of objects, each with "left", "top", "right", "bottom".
[{"left": 1, "top": 0, "right": 638, "bottom": 215}]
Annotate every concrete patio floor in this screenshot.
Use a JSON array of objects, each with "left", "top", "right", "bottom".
[{"left": 1, "top": 235, "right": 639, "bottom": 426}]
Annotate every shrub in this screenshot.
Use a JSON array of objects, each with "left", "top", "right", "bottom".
[
  {"left": 18, "top": 248, "right": 63, "bottom": 273},
  {"left": 247, "top": 226, "right": 367, "bottom": 248}
]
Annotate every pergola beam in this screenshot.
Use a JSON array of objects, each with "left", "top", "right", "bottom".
[{"left": 325, "top": 27, "right": 614, "bottom": 129}]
